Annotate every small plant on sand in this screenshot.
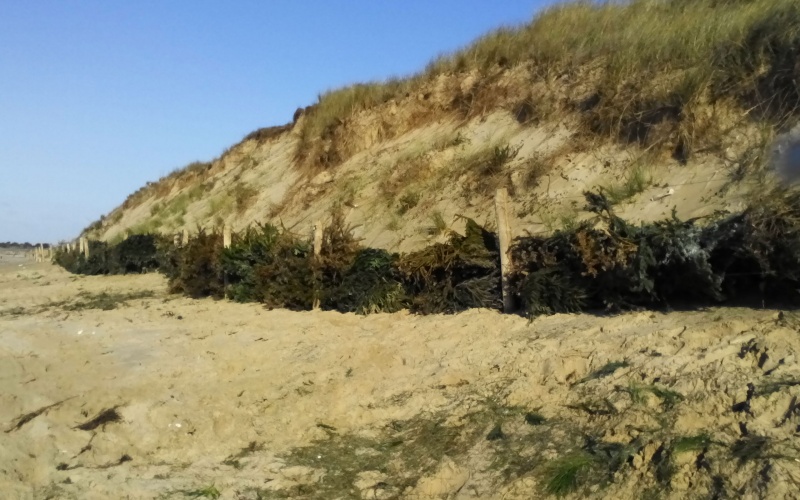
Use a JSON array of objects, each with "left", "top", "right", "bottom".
[
  {"left": 523, "top": 152, "right": 554, "bottom": 189},
  {"left": 603, "top": 164, "right": 652, "bottom": 205},
  {"left": 426, "top": 211, "right": 449, "bottom": 236},
  {"left": 649, "top": 385, "right": 684, "bottom": 409},
  {"left": 542, "top": 451, "right": 597, "bottom": 497},
  {"left": 625, "top": 382, "right": 684, "bottom": 409},
  {"left": 672, "top": 434, "right": 713, "bottom": 454},
  {"left": 386, "top": 215, "right": 402, "bottom": 232},
  {"left": 182, "top": 485, "right": 221, "bottom": 499},
  {"left": 396, "top": 191, "right": 421, "bottom": 215},
  {"left": 232, "top": 182, "right": 259, "bottom": 213},
  {"left": 458, "top": 142, "right": 521, "bottom": 180},
  {"left": 626, "top": 381, "right": 648, "bottom": 405},
  {"left": 575, "top": 360, "right": 629, "bottom": 385}
]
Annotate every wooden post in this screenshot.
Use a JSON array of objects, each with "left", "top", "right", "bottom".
[
  {"left": 312, "top": 220, "right": 323, "bottom": 310},
  {"left": 495, "top": 188, "right": 514, "bottom": 313},
  {"left": 223, "top": 224, "right": 232, "bottom": 249},
  {"left": 82, "top": 237, "right": 90, "bottom": 259},
  {"left": 173, "top": 234, "right": 180, "bottom": 246},
  {"left": 182, "top": 229, "right": 189, "bottom": 246}
]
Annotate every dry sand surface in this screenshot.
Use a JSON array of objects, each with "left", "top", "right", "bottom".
[{"left": 2, "top": 261, "right": 800, "bottom": 499}]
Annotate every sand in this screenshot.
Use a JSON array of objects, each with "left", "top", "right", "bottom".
[{"left": 2, "top": 260, "right": 800, "bottom": 499}]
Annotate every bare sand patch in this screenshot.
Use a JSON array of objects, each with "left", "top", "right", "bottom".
[{"left": 1, "top": 263, "right": 799, "bottom": 499}]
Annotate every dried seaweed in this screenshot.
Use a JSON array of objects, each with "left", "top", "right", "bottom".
[
  {"left": 5, "top": 398, "right": 72, "bottom": 433},
  {"left": 169, "top": 229, "right": 225, "bottom": 298},
  {"left": 512, "top": 190, "right": 800, "bottom": 317},
  {"left": 74, "top": 406, "right": 123, "bottom": 431},
  {"left": 322, "top": 248, "right": 407, "bottom": 314},
  {"left": 54, "top": 187, "right": 800, "bottom": 318},
  {"left": 108, "top": 234, "right": 161, "bottom": 274},
  {"left": 398, "top": 218, "right": 501, "bottom": 314},
  {"left": 220, "top": 223, "right": 282, "bottom": 303},
  {"left": 253, "top": 239, "right": 315, "bottom": 310}
]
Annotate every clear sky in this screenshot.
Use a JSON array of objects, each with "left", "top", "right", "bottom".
[{"left": 0, "top": 1, "right": 552, "bottom": 243}]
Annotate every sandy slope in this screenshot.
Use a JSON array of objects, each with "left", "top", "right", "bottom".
[
  {"left": 96, "top": 105, "right": 755, "bottom": 254},
  {"left": 1, "top": 261, "right": 800, "bottom": 499}
]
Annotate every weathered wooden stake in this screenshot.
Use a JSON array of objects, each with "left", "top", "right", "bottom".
[
  {"left": 173, "top": 234, "right": 180, "bottom": 246},
  {"left": 223, "top": 224, "right": 232, "bottom": 249},
  {"left": 182, "top": 229, "right": 189, "bottom": 246},
  {"left": 312, "top": 220, "right": 323, "bottom": 310},
  {"left": 495, "top": 188, "right": 514, "bottom": 313},
  {"left": 82, "top": 237, "right": 90, "bottom": 259}
]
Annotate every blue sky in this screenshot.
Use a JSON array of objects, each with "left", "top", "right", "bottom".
[{"left": 0, "top": 1, "right": 552, "bottom": 243}]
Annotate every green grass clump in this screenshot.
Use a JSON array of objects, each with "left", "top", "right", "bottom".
[
  {"left": 626, "top": 382, "right": 684, "bottom": 409},
  {"left": 479, "top": 143, "right": 521, "bottom": 178},
  {"left": 426, "top": 211, "right": 449, "bottom": 236},
  {"left": 542, "top": 452, "right": 597, "bottom": 497},
  {"left": 182, "top": 485, "right": 221, "bottom": 499},
  {"left": 672, "top": 434, "right": 712, "bottom": 454},
  {"left": 397, "top": 191, "right": 421, "bottom": 215},
  {"left": 649, "top": 385, "right": 684, "bottom": 409},
  {"left": 293, "top": 0, "right": 800, "bottom": 172},
  {"left": 626, "top": 381, "right": 648, "bottom": 405},
  {"left": 207, "top": 194, "right": 233, "bottom": 219},
  {"left": 298, "top": 80, "right": 409, "bottom": 166},
  {"left": 603, "top": 165, "right": 652, "bottom": 205},
  {"left": 232, "top": 183, "right": 259, "bottom": 213}
]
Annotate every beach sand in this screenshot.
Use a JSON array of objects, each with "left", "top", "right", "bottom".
[{"left": 2, "top": 261, "right": 799, "bottom": 498}]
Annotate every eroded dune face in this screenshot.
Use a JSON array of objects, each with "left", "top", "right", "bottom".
[{"left": 2, "top": 261, "right": 800, "bottom": 499}]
